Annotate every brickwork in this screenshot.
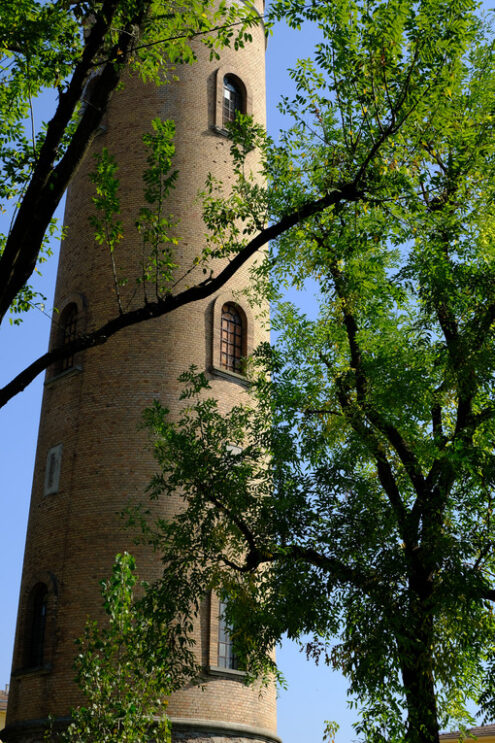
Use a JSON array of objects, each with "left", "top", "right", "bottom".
[
  {"left": 172, "top": 736, "right": 274, "bottom": 743},
  {"left": 4, "top": 2, "right": 276, "bottom": 741}
]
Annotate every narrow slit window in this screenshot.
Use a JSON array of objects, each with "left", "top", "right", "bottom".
[
  {"left": 26, "top": 584, "right": 48, "bottom": 668},
  {"left": 60, "top": 303, "right": 78, "bottom": 372},
  {"left": 44, "top": 444, "right": 63, "bottom": 496},
  {"left": 220, "top": 303, "right": 244, "bottom": 374},
  {"left": 218, "top": 600, "right": 238, "bottom": 670},
  {"left": 223, "top": 76, "right": 243, "bottom": 126}
]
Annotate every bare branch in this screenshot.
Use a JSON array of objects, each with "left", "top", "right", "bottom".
[
  {"left": 0, "top": 0, "right": 147, "bottom": 323},
  {"left": 0, "top": 179, "right": 364, "bottom": 409},
  {"left": 220, "top": 539, "right": 381, "bottom": 596}
]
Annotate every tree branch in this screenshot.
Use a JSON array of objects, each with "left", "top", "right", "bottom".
[
  {"left": 0, "top": 180, "right": 364, "bottom": 409},
  {"left": 0, "top": 0, "right": 148, "bottom": 324},
  {"left": 332, "top": 373, "right": 413, "bottom": 546},
  {"left": 219, "top": 540, "right": 380, "bottom": 596},
  {"left": 325, "top": 248, "right": 427, "bottom": 503}
]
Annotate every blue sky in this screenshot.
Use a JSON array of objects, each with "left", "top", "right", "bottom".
[{"left": 0, "top": 4, "right": 493, "bottom": 742}]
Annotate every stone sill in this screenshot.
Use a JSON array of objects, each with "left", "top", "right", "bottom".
[
  {"left": 211, "top": 125, "right": 231, "bottom": 138},
  {"left": 209, "top": 365, "right": 249, "bottom": 387},
  {"left": 207, "top": 664, "right": 247, "bottom": 680},
  {"left": 11, "top": 664, "right": 52, "bottom": 679},
  {"left": 45, "top": 365, "right": 82, "bottom": 386}
]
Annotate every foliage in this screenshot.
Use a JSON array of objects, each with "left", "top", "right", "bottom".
[
  {"left": 55, "top": 553, "right": 174, "bottom": 743},
  {"left": 0, "top": 0, "right": 260, "bottom": 326},
  {"left": 0, "top": 0, "right": 268, "bottom": 407},
  {"left": 89, "top": 117, "right": 179, "bottom": 312},
  {"left": 200, "top": 114, "right": 269, "bottom": 262},
  {"left": 141, "top": 2, "right": 495, "bottom": 742},
  {"left": 323, "top": 721, "right": 340, "bottom": 743},
  {"left": 136, "top": 118, "right": 179, "bottom": 300}
]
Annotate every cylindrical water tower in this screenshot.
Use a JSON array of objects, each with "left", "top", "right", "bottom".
[{"left": 3, "top": 4, "right": 277, "bottom": 741}]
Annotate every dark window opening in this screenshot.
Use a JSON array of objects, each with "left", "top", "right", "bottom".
[
  {"left": 218, "top": 600, "right": 238, "bottom": 670},
  {"left": 220, "top": 303, "right": 245, "bottom": 374},
  {"left": 26, "top": 584, "right": 48, "bottom": 668},
  {"left": 59, "top": 303, "right": 78, "bottom": 372},
  {"left": 47, "top": 452, "right": 57, "bottom": 487},
  {"left": 223, "top": 76, "right": 243, "bottom": 126}
]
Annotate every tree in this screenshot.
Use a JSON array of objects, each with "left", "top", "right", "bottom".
[
  {"left": 0, "top": 0, "right": 427, "bottom": 410},
  {"left": 137, "top": 2, "right": 495, "bottom": 742},
  {"left": 51, "top": 553, "right": 187, "bottom": 743}
]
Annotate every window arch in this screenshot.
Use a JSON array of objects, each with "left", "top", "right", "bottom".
[
  {"left": 220, "top": 303, "right": 246, "bottom": 374},
  {"left": 58, "top": 302, "right": 78, "bottom": 373},
  {"left": 223, "top": 75, "right": 244, "bottom": 126},
  {"left": 25, "top": 583, "right": 48, "bottom": 668}
]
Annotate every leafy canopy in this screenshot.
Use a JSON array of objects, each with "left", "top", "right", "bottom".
[{"left": 140, "top": 1, "right": 495, "bottom": 741}]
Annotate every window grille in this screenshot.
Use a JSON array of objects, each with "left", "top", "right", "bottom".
[
  {"left": 220, "top": 303, "right": 244, "bottom": 373},
  {"left": 60, "top": 303, "right": 77, "bottom": 372}
]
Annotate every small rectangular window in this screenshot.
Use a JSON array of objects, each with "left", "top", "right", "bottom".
[{"left": 44, "top": 444, "right": 63, "bottom": 496}]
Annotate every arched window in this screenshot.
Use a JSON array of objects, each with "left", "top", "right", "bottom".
[
  {"left": 218, "top": 600, "right": 238, "bottom": 670},
  {"left": 26, "top": 584, "right": 48, "bottom": 668},
  {"left": 80, "top": 73, "right": 98, "bottom": 117},
  {"left": 220, "top": 303, "right": 245, "bottom": 374},
  {"left": 79, "top": 71, "right": 107, "bottom": 134},
  {"left": 58, "top": 302, "right": 78, "bottom": 372},
  {"left": 223, "top": 76, "right": 243, "bottom": 126}
]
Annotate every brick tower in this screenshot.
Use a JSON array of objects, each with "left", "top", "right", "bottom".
[{"left": 3, "top": 3, "right": 278, "bottom": 742}]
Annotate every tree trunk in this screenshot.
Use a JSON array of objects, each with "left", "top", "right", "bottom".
[{"left": 398, "top": 613, "right": 439, "bottom": 743}]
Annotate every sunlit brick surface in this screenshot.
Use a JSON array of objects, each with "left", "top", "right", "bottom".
[{"left": 5, "top": 2, "right": 277, "bottom": 741}]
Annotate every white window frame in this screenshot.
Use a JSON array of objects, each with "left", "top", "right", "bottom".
[{"left": 44, "top": 444, "right": 63, "bottom": 496}]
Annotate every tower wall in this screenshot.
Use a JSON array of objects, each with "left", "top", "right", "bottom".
[{"left": 4, "top": 4, "right": 277, "bottom": 741}]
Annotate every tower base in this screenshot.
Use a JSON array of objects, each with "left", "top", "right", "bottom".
[{"left": 1, "top": 717, "right": 282, "bottom": 743}]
